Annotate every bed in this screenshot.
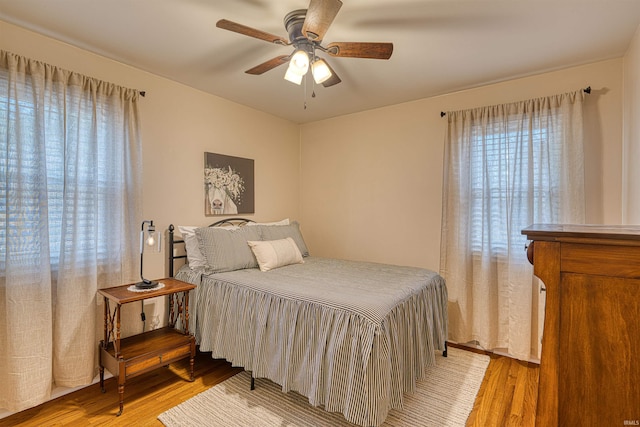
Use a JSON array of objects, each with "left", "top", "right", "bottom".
[{"left": 168, "top": 219, "right": 448, "bottom": 427}]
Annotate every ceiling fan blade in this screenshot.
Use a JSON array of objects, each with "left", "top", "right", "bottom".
[
  {"left": 321, "top": 61, "right": 342, "bottom": 87},
  {"left": 245, "top": 55, "right": 290, "bottom": 75},
  {"left": 325, "top": 42, "right": 393, "bottom": 59},
  {"left": 302, "top": 0, "right": 343, "bottom": 42},
  {"left": 217, "top": 19, "right": 289, "bottom": 45}
]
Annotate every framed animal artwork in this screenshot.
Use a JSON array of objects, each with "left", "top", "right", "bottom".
[{"left": 204, "top": 152, "right": 254, "bottom": 216}]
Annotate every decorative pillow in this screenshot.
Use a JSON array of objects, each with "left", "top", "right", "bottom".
[
  {"left": 177, "top": 225, "right": 208, "bottom": 269},
  {"left": 256, "top": 221, "right": 309, "bottom": 257},
  {"left": 195, "top": 225, "right": 261, "bottom": 272},
  {"left": 247, "top": 238, "right": 304, "bottom": 272},
  {"left": 246, "top": 218, "right": 290, "bottom": 226}
]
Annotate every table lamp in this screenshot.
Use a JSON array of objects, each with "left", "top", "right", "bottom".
[{"left": 136, "top": 220, "right": 162, "bottom": 289}]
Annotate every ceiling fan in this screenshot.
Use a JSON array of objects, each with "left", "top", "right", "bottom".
[{"left": 216, "top": 0, "right": 393, "bottom": 87}]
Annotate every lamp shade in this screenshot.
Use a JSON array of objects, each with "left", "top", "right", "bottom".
[
  {"left": 284, "top": 50, "right": 309, "bottom": 85},
  {"left": 290, "top": 50, "right": 309, "bottom": 73},
  {"left": 311, "top": 59, "right": 332, "bottom": 84},
  {"left": 141, "top": 223, "right": 162, "bottom": 253},
  {"left": 284, "top": 66, "right": 304, "bottom": 85}
]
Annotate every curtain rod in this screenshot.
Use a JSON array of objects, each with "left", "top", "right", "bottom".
[
  {"left": 140, "top": 91, "right": 146, "bottom": 97},
  {"left": 440, "top": 86, "right": 591, "bottom": 117}
]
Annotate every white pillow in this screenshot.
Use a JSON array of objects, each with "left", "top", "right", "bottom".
[
  {"left": 247, "top": 238, "right": 304, "bottom": 272},
  {"left": 246, "top": 218, "right": 289, "bottom": 226}
]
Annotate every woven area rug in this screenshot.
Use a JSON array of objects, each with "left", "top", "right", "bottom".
[{"left": 158, "top": 347, "right": 489, "bottom": 427}]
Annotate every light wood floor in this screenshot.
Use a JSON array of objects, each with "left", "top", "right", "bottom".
[{"left": 0, "top": 345, "right": 538, "bottom": 427}]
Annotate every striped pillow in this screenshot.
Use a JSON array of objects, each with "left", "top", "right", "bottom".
[
  {"left": 256, "top": 221, "right": 310, "bottom": 257},
  {"left": 196, "top": 225, "right": 261, "bottom": 272},
  {"left": 177, "top": 226, "right": 208, "bottom": 269}
]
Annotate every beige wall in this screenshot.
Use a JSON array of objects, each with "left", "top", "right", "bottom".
[
  {"left": 300, "top": 59, "right": 624, "bottom": 271},
  {"left": 623, "top": 24, "right": 640, "bottom": 224}
]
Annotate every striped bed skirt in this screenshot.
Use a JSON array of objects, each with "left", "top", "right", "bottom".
[{"left": 176, "top": 258, "right": 448, "bottom": 426}]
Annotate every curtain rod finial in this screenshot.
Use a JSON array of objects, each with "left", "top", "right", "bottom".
[
  {"left": 583, "top": 86, "right": 591, "bottom": 94},
  {"left": 440, "top": 111, "right": 446, "bottom": 117}
]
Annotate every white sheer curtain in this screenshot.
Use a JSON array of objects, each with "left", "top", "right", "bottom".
[
  {"left": 0, "top": 50, "right": 142, "bottom": 412},
  {"left": 440, "top": 91, "right": 585, "bottom": 361}
]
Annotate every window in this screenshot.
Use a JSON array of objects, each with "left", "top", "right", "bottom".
[
  {"left": 468, "top": 115, "right": 559, "bottom": 255},
  {"left": 0, "top": 51, "right": 142, "bottom": 278}
]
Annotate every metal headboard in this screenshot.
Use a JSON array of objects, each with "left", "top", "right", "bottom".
[
  {"left": 167, "top": 218, "right": 255, "bottom": 277},
  {"left": 208, "top": 218, "right": 255, "bottom": 228}
]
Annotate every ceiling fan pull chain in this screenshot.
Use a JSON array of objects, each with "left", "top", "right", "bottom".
[
  {"left": 311, "top": 76, "right": 316, "bottom": 99},
  {"left": 311, "top": 49, "right": 317, "bottom": 98},
  {"left": 304, "top": 72, "right": 308, "bottom": 110}
]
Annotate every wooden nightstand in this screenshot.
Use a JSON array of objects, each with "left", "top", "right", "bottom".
[{"left": 98, "top": 277, "right": 196, "bottom": 416}]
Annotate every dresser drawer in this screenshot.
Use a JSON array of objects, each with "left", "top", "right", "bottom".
[{"left": 561, "top": 243, "right": 640, "bottom": 278}]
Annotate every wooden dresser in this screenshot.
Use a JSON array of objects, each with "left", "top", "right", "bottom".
[{"left": 522, "top": 225, "right": 640, "bottom": 426}]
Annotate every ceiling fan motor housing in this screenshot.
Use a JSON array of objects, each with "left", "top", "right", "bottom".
[
  {"left": 285, "top": 10, "right": 306, "bottom": 39},
  {"left": 285, "top": 9, "right": 316, "bottom": 53}
]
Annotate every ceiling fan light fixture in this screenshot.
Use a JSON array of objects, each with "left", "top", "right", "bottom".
[
  {"left": 284, "top": 66, "right": 304, "bottom": 85},
  {"left": 290, "top": 50, "right": 309, "bottom": 74},
  {"left": 284, "top": 49, "right": 310, "bottom": 85},
  {"left": 311, "top": 58, "right": 332, "bottom": 84}
]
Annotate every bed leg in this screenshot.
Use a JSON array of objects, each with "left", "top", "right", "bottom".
[
  {"left": 250, "top": 375, "right": 255, "bottom": 390},
  {"left": 443, "top": 341, "right": 448, "bottom": 357}
]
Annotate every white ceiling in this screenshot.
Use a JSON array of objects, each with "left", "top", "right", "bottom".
[{"left": 1, "top": 0, "right": 640, "bottom": 123}]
